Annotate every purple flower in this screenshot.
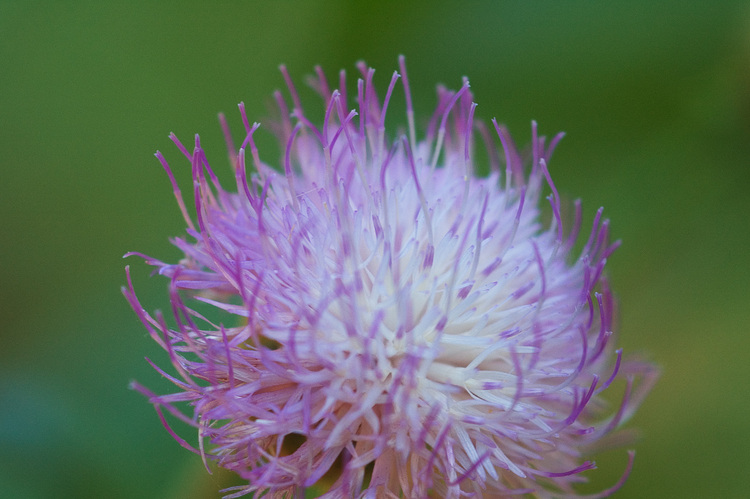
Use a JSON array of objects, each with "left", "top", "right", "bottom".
[{"left": 125, "top": 57, "right": 657, "bottom": 498}]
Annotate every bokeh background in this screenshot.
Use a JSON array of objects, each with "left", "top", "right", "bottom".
[{"left": 2, "top": 1, "right": 749, "bottom": 497}]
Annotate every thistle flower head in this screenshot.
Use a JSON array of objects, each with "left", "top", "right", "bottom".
[{"left": 125, "top": 57, "right": 657, "bottom": 498}]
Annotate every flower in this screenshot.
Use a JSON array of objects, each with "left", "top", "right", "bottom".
[{"left": 124, "top": 57, "right": 657, "bottom": 498}]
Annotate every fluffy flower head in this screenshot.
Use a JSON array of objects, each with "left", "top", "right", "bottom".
[{"left": 125, "top": 57, "right": 657, "bottom": 498}]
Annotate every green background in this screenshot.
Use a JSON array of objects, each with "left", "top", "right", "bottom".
[{"left": 2, "top": 1, "right": 749, "bottom": 497}]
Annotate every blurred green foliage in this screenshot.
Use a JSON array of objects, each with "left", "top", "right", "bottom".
[{"left": 1, "top": 1, "right": 749, "bottom": 497}]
